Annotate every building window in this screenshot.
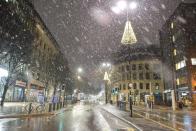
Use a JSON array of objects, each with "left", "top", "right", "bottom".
[
  {"left": 171, "top": 22, "right": 174, "bottom": 29},
  {"left": 119, "top": 67, "right": 121, "bottom": 72},
  {"left": 173, "top": 49, "right": 177, "bottom": 56},
  {"left": 133, "top": 83, "right": 137, "bottom": 89},
  {"left": 129, "top": 72, "right": 132, "bottom": 80},
  {"left": 138, "top": 64, "right": 143, "bottom": 70},
  {"left": 139, "top": 83, "right": 143, "bottom": 89},
  {"left": 153, "top": 73, "right": 161, "bottom": 80},
  {"left": 155, "top": 83, "right": 159, "bottom": 90},
  {"left": 145, "top": 63, "right": 149, "bottom": 70},
  {"left": 172, "top": 36, "right": 175, "bottom": 42},
  {"left": 132, "top": 64, "right": 136, "bottom": 70},
  {"left": 146, "top": 73, "right": 150, "bottom": 79},
  {"left": 133, "top": 73, "right": 137, "bottom": 80},
  {"left": 175, "top": 60, "right": 186, "bottom": 70},
  {"left": 119, "top": 84, "right": 121, "bottom": 90},
  {"left": 176, "top": 77, "right": 187, "bottom": 85},
  {"left": 146, "top": 83, "right": 150, "bottom": 90},
  {"left": 122, "top": 74, "right": 125, "bottom": 80},
  {"left": 176, "top": 78, "right": 180, "bottom": 85},
  {"left": 122, "top": 66, "right": 125, "bottom": 72},
  {"left": 126, "top": 65, "right": 130, "bottom": 71},
  {"left": 191, "top": 58, "right": 196, "bottom": 65},
  {"left": 139, "top": 73, "right": 144, "bottom": 80},
  {"left": 123, "top": 84, "right": 126, "bottom": 90},
  {"left": 127, "top": 74, "right": 129, "bottom": 80},
  {"left": 44, "top": 44, "right": 46, "bottom": 50}
]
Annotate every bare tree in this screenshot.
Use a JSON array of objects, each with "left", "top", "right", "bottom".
[{"left": 0, "top": 3, "right": 34, "bottom": 106}]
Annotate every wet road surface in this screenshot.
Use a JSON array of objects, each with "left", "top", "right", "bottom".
[
  {"left": 133, "top": 106, "right": 196, "bottom": 131},
  {"left": 0, "top": 103, "right": 136, "bottom": 131}
]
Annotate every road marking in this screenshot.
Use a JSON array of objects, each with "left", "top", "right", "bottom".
[
  {"left": 101, "top": 108, "right": 142, "bottom": 131},
  {"left": 134, "top": 112, "right": 178, "bottom": 131},
  {"left": 134, "top": 109, "right": 194, "bottom": 129}
]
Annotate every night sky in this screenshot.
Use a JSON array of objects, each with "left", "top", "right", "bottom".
[{"left": 33, "top": 0, "right": 194, "bottom": 84}]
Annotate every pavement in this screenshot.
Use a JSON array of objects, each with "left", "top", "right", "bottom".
[
  {"left": 132, "top": 105, "right": 196, "bottom": 131},
  {"left": 0, "top": 102, "right": 71, "bottom": 119}
]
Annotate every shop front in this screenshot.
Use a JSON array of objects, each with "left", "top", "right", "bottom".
[
  {"left": 177, "top": 86, "right": 191, "bottom": 107},
  {"left": 5, "top": 80, "right": 27, "bottom": 102},
  {"left": 28, "top": 79, "right": 45, "bottom": 102},
  {"left": 163, "top": 90, "right": 172, "bottom": 106}
]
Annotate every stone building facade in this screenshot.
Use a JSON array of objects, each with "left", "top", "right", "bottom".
[{"left": 110, "top": 45, "right": 164, "bottom": 105}]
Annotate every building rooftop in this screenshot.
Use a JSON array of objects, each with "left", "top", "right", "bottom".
[{"left": 111, "top": 43, "right": 161, "bottom": 64}]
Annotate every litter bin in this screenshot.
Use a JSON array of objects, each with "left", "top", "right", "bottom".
[
  {"left": 123, "top": 101, "right": 126, "bottom": 110},
  {"left": 120, "top": 101, "right": 126, "bottom": 111}
]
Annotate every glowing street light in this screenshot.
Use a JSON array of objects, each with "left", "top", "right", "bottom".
[
  {"left": 129, "top": 2, "right": 137, "bottom": 10},
  {"left": 77, "top": 67, "right": 83, "bottom": 73},
  {"left": 111, "top": 1, "right": 138, "bottom": 45},
  {"left": 111, "top": 6, "right": 121, "bottom": 14},
  {"left": 77, "top": 76, "right": 81, "bottom": 80},
  {"left": 103, "top": 72, "right": 109, "bottom": 81},
  {"left": 102, "top": 62, "right": 111, "bottom": 68},
  {"left": 116, "top": 0, "right": 127, "bottom": 11}
]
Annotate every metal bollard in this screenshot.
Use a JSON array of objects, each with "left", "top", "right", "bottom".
[
  {"left": 60, "top": 102, "right": 63, "bottom": 108},
  {"left": 63, "top": 101, "right": 65, "bottom": 107},
  {"left": 129, "top": 97, "right": 133, "bottom": 117},
  {"left": 28, "top": 103, "right": 32, "bottom": 114},
  {"left": 53, "top": 103, "right": 56, "bottom": 111},
  {"left": 49, "top": 103, "right": 52, "bottom": 112},
  {"left": 57, "top": 103, "right": 59, "bottom": 110}
]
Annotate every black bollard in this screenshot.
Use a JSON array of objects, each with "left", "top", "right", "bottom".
[
  {"left": 53, "top": 103, "right": 56, "bottom": 111},
  {"left": 49, "top": 103, "right": 52, "bottom": 112},
  {"left": 28, "top": 103, "right": 32, "bottom": 114},
  {"left": 129, "top": 97, "right": 133, "bottom": 117}
]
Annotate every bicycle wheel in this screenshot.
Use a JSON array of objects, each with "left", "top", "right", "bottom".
[
  {"left": 24, "top": 103, "right": 34, "bottom": 113},
  {"left": 36, "top": 105, "right": 45, "bottom": 112}
]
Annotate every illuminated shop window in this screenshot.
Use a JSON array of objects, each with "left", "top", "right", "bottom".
[
  {"left": 176, "top": 78, "right": 180, "bottom": 85},
  {"left": 191, "top": 58, "right": 196, "bottom": 65},
  {"left": 173, "top": 49, "right": 177, "bottom": 56},
  {"left": 175, "top": 60, "right": 186, "bottom": 70},
  {"left": 172, "top": 35, "right": 175, "bottom": 42},
  {"left": 171, "top": 22, "right": 174, "bottom": 29}
]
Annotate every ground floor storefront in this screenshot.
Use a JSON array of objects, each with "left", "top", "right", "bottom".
[
  {"left": 2, "top": 79, "right": 45, "bottom": 102},
  {"left": 111, "top": 91, "right": 164, "bottom": 106}
]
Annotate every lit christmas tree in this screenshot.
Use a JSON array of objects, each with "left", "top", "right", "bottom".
[{"left": 121, "top": 20, "right": 137, "bottom": 45}]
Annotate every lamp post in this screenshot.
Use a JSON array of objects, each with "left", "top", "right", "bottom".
[
  {"left": 104, "top": 72, "right": 110, "bottom": 104},
  {"left": 101, "top": 62, "right": 112, "bottom": 104},
  {"left": 111, "top": 1, "right": 138, "bottom": 45},
  {"left": 76, "top": 67, "right": 83, "bottom": 91}
]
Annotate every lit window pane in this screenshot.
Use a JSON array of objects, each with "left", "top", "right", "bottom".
[
  {"left": 191, "top": 58, "right": 196, "bottom": 65},
  {"left": 171, "top": 22, "right": 174, "bottom": 29},
  {"left": 173, "top": 49, "right": 177, "bottom": 56}
]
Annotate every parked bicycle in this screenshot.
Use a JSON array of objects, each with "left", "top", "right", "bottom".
[{"left": 36, "top": 103, "right": 46, "bottom": 112}]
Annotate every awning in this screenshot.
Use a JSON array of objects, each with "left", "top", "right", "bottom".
[
  {"left": 30, "top": 79, "right": 44, "bottom": 90},
  {"left": 15, "top": 80, "right": 27, "bottom": 88}
]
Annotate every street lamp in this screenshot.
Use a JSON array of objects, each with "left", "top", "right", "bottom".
[
  {"left": 111, "top": 1, "right": 138, "bottom": 45},
  {"left": 101, "top": 62, "right": 112, "bottom": 104},
  {"left": 129, "top": 2, "right": 137, "bottom": 10},
  {"left": 77, "top": 67, "right": 83, "bottom": 73},
  {"left": 102, "top": 62, "right": 111, "bottom": 68},
  {"left": 116, "top": 1, "right": 127, "bottom": 11},
  {"left": 77, "top": 75, "right": 81, "bottom": 80}
]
